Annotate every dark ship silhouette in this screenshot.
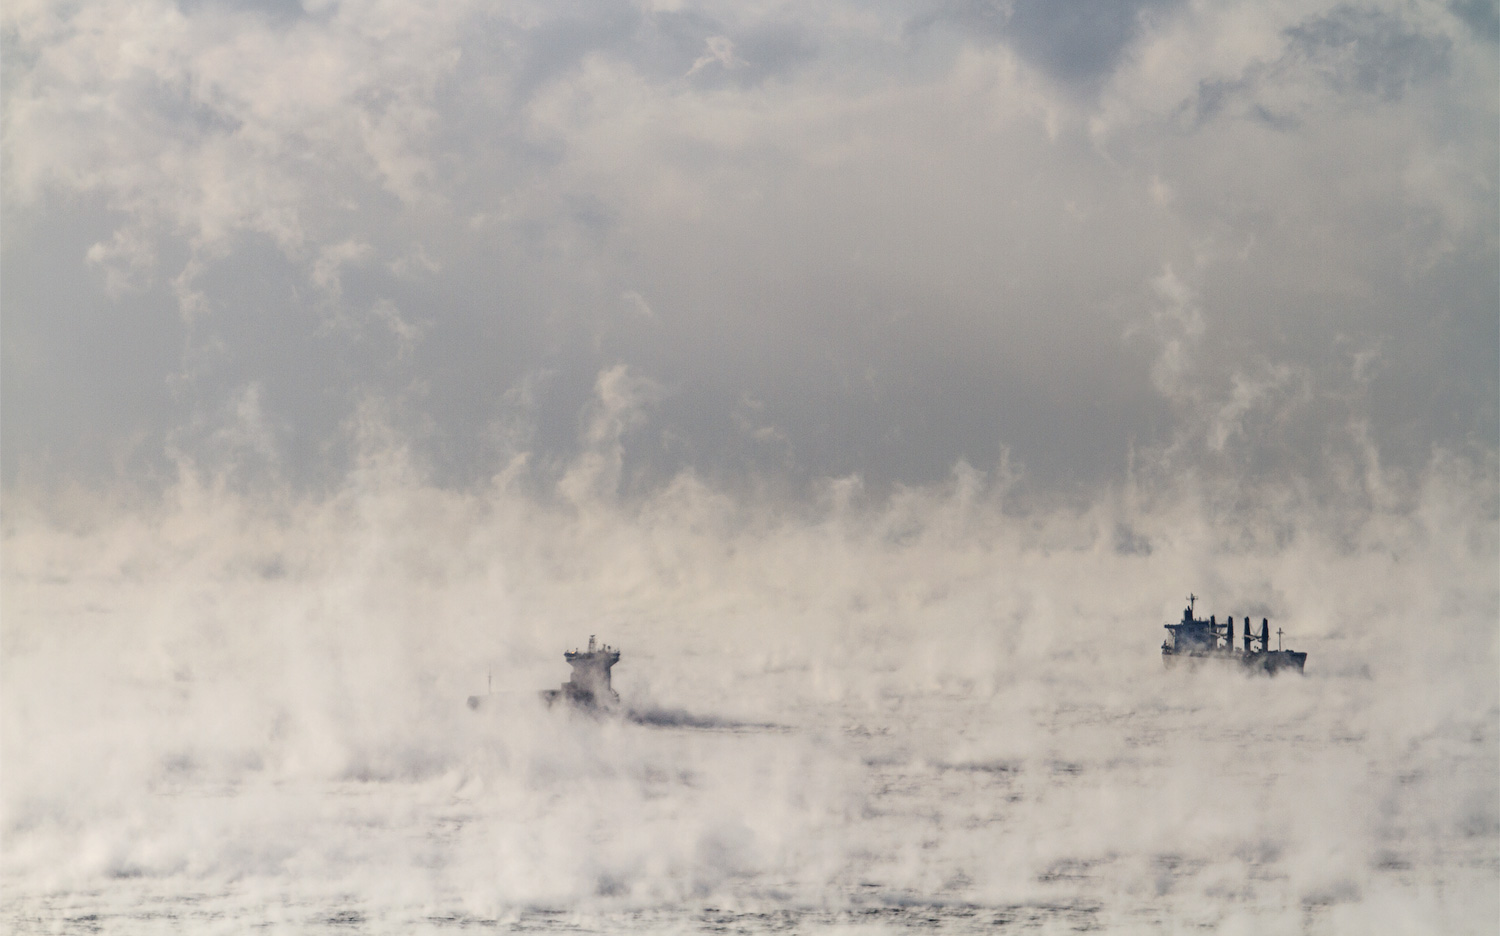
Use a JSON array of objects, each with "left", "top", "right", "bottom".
[
  {"left": 1162, "top": 594, "right": 1306, "bottom": 674},
  {"left": 540, "top": 635, "right": 621, "bottom": 710},
  {"left": 464, "top": 636, "right": 622, "bottom": 711}
]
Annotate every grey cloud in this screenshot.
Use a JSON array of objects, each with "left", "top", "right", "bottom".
[
  {"left": 463, "top": 3, "right": 815, "bottom": 109},
  {"left": 911, "top": 0, "right": 1183, "bottom": 87},
  {"left": 1184, "top": 6, "right": 1456, "bottom": 128},
  {"left": 681, "top": 24, "right": 820, "bottom": 91},
  {"left": 176, "top": 0, "right": 311, "bottom": 27},
  {"left": 2, "top": 0, "right": 1495, "bottom": 509},
  {"left": 1286, "top": 6, "right": 1453, "bottom": 101},
  {"left": 496, "top": 3, "right": 644, "bottom": 102},
  {"left": 1005, "top": 0, "right": 1182, "bottom": 86},
  {"left": 2, "top": 204, "right": 184, "bottom": 482},
  {"left": 1450, "top": 0, "right": 1500, "bottom": 43}
]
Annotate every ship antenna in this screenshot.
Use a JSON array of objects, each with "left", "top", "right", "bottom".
[
  {"left": 1187, "top": 593, "right": 1195, "bottom": 613},
  {"left": 1276, "top": 627, "right": 1283, "bottom": 651}
]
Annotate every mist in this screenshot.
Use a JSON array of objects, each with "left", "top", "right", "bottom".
[
  {"left": 4, "top": 0, "right": 1498, "bottom": 931},
  {"left": 5, "top": 398, "right": 1496, "bottom": 930}
]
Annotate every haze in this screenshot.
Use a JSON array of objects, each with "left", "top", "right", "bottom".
[{"left": 3, "top": 1, "right": 1497, "bottom": 933}]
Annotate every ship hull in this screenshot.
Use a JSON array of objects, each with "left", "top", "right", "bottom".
[
  {"left": 1162, "top": 649, "right": 1306, "bottom": 674},
  {"left": 540, "top": 684, "right": 620, "bottom": 711},
  {"left": 1248, "top": 650, "right": 1307, "bottom": 674}
]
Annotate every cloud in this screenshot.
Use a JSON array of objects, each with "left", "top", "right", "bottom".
[
  {"left": 1, "top": 0, "right": 1494, "bottom": 502},
  {"left": 686, "top": 35, "right": 744, "bottom": 77},
  {"left": 1140, "top": 264, "right": 1206, "bottom": 401},
  {"left": 3, "top": 0, "right": 470, "bottom": 260},
  {"left": 86, "top": 226, "right": 158, "bottom": 297},
  {"left": 556, "top": 364, "right": 663, "bottom": 504},
  {"left": 1000, "top": 0, "right": 1185, "bottom": 88},
  {"left": 311, "top": 238, "right": 373, "bottom": 297}
]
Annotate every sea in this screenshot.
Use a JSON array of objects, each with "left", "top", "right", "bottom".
[{"left": 3, "top": 471, "right": 1496, "bottom": 933}]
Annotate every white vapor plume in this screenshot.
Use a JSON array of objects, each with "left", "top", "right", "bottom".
[{"left": 3, "top": 376, "right": 1495, "bottom": 932}]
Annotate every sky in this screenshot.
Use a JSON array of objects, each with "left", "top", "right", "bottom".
[{"left": 3, "top": 0, "right": 1496, "bottom": 504}]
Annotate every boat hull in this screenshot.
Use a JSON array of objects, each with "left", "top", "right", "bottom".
[
  {"left": 1162, "top": 649, "right": 1306, "bottom": 674},
  {"left": 540, "top": 683, "right": 620, "bottom": 711}
]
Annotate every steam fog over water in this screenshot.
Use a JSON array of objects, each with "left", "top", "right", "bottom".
[
  {"left": 4, "top": 437, "right": 1496, "bottom": 933},
  {"left": 3, "top": 0, "right": 1497, "bottom": 931}
]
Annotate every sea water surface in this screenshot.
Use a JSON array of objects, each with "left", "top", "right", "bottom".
[{"left": 4, "top": 468, "right": 1496, "bottom": 933}]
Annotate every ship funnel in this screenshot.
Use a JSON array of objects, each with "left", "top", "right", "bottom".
[{"left": 1260, "top": 618, "right": 1269, "bottom": 652}]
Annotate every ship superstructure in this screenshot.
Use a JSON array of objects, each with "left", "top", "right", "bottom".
[
  {"left": 541, "top": 635, "right": 621, "bottom": 709},
  {"left": 1162, "top": 594, "right": 1306, "bottom": 674}
]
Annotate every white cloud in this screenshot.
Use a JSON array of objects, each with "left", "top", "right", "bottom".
[
  {"left": 686, "top": 35, "right": 745, "bottom": 76},
  {"left": 86, "top": 227, "right": 158, "bottom": 297},
  {"left": 4, "top": 0, "right": 472, "bottom": 265},
  {"left": 558, "top": 364, "right": 662, "bottom": 505},
  {"left": 1141, "top": 264, "right": 1206, "bottom": 401},
  {"left": 311, "top": 238, "right": 373, "bottom": 297}
]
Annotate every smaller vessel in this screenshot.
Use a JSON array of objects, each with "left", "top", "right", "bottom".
[
  {"left": 1161, "top": 594, "right": 1306, "bottom": 674},
  {"left": 540, "top": 635, "right": 622, "bottom": 710}
]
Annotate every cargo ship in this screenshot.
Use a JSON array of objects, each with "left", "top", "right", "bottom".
[
  {"left": 1162, "top": 594, "right": 1306, "bottom": 674},
  {"left": 465, "top": 635, "right": 623, "bottom": 711},
  {"left": 540, "top": 635, "right": 621, "bottom": 710}
]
